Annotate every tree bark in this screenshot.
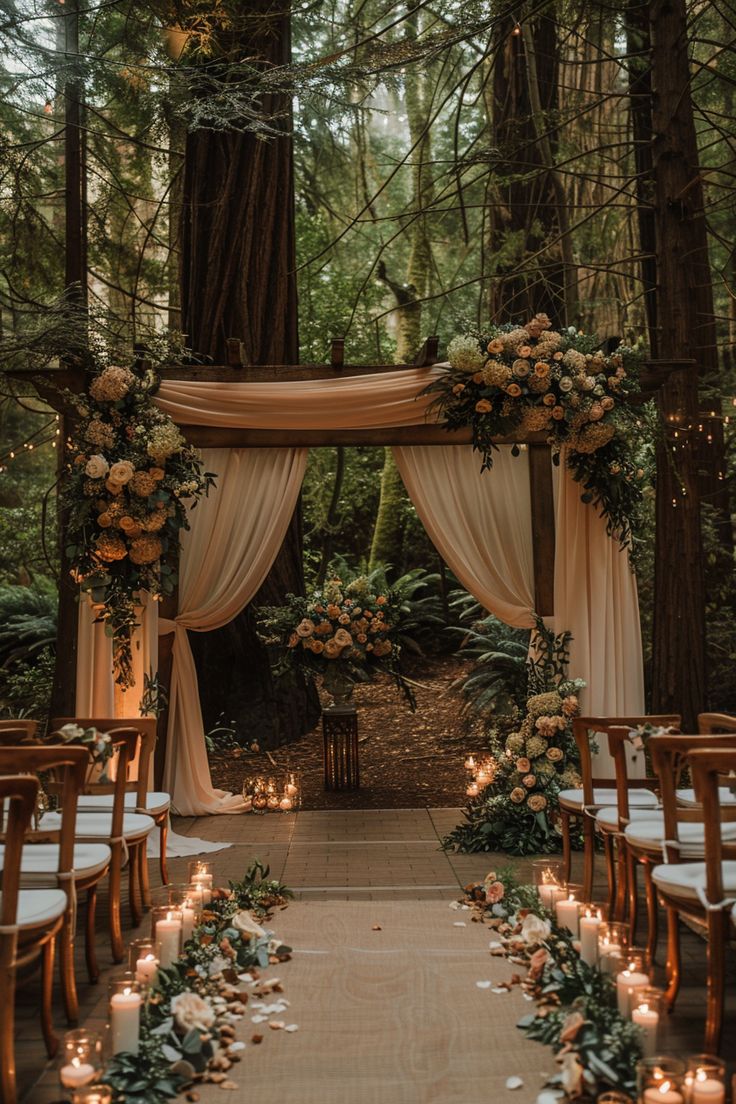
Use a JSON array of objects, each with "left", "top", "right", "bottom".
[
  {"left": 179, "top": 0, "right": 320, "bottom": 748},
  {"left": 649, "top": 0, "right": 711, "bottom": 727}
]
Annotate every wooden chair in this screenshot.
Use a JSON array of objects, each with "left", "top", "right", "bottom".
[
  {"left": 0, "top": 720, "right": 39, "bottom": 740},
  {"left": 652, "top": 745, "right": 736, "bottom": 1052},
  {"left": 0, "top": 774, "right": 66, "bottom": 1104},
  {"left": 40, "top": 727, "right": 154, "bottom": 963},
  {"left": 560, "top": 714, "right": 679, "bottom": 901},
  {"left": 0, "top": 745, "right": 107, "bottom": 1023},
  {"left": 53, "top": 716, "right": 170, "bottom": 894}
]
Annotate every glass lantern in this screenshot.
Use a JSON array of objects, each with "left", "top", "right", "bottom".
[
  {"left": 630, "top": 987, "right": 665, "bottom": 1057},
  {"left": 70, "top": 1088, "right": 113, "bottom": 1104},
  {"left": 635, "top": 1056, "right": 687, "bottom": 1104},
  {"left": 150, "top": 906, "right": 183, "bottom": 969},
  {"left": 128, "top": 938, "right": 158, "bottom": 988},
  {"left": 685, "top": 1055, "right": 726, "bottom": 1104},
  {"left": 59, "top": 1030, "right": 103, "bottom": 1093},
  {"left": 531, "top": 859, "right": 565, "bottom": 910},
  {"left": 597, "top": 920, "right": 629, "bottom": 974},
  {"left": 107, "top": 978, "right": 142, "bottom": 1057}
]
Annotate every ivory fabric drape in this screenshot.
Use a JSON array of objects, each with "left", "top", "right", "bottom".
[
  {"left": 553, "top": 453, "right": 645, "bottom": 719},
  {"left": 158, "top": 447, "right": 308, "bottom": 816},
  {"left": 76, "top": 591, "right": 158, "bottom": 721},
  {"left": 393, "top": 445, "right": 536, "bottom": 629},
  {"left": 154, "top": 367, "right": 444, "bottom": 429}
]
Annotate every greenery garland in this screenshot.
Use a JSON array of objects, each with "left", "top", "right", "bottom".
[
  {"left": 63, "top": 355, "right": 215, "bottom": 688},
  {"left": 426, "top": 315, "right": 649, "bottom": 548},
  {"left": 101, "top": 862, "right": 293, "bottom": 1104},
  {"left": 459, "top": 870, "right": 642, "bottom": 1098}
]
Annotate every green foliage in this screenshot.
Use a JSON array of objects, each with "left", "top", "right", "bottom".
[
  {"left": 0, "top": 648, "right": 54, "bottom": 723},
  {"left": 451, "top": 616, "right": 530, "bottom": 719},
  {"left": 0, "top": 580, "right": 57, "bottom": 667}
]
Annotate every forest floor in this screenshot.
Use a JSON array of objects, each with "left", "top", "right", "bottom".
[{"left": 208, "top": 655, "right": 476, "bottom": 809}]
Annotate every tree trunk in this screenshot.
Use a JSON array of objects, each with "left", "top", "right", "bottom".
[
  {"left": 649, "top": 0, "right": 711, "bottom": 727},
  {"left": 179, "top": 0, "right": 319, "bottom": 748}
]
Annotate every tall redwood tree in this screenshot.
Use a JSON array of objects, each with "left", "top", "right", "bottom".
[{"left": 178, "top": 1, "right": 320, "bottom": 746}]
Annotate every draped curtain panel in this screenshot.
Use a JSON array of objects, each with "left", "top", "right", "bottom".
[
  {"left": 158, "top": 447, "right": 308, "bottom": 815},
  {"left": 393, "top": 445, "right": 536, "bottom": 629}
]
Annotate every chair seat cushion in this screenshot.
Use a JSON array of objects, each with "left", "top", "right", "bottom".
[
  {"left": 652, "top": 860, "right": 736, "bottom": 901},
  {"left": 0, "top": 842, "right": 110, "bottom": 885},
  {"left": 559, "top": 787, "right": 659, "bottom": 811},
  {"left": 42, "top": 810, "right": 155, "bottom": 841},
  {"left": 596, "top": 805, "right": 660, "bottom": 832},
  {"left": 0, "top": 888, "right": 69, "bottom": 929},
  {"left": 78, "top": 792, "right": 171, "bottom": 816},
  {"left": 676, "top": 787, "right": 736, "bottom": 808},
  {"left": 625, "top": 818, "right": 736, "bottom": 858}
]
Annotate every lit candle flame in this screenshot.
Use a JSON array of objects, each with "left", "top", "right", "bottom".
[{"left": 659, "top": 1082, "right": 672, "bottom": 1096}]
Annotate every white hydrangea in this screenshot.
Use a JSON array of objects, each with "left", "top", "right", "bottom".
[{"left": 447, "top": 334, "right": 485, "bottom": 374}]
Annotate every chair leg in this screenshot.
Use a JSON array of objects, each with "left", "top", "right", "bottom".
[
  {"left": 561, "top": 810, "right": 572, "bottom": 886},
  {"left": 603, "top": 832, "right": 617, "bottom": 915},
  {"left": 643, "top": 861, "right": 659, "bottom": 965},
  {"left": 59, "top": 912, "right": 79, "bottom": 1023},
  {"left": 0, "top": 947, "right": 17, "bottom": 1104},
  {"left": 614, "top": 837, "right": 628, "bottom": 922},
  {"left": 139, "top": 837, "right": 152, "bottom": 911},
  {"left": 582, "top": 815, "right": 596, "bottom": 902},
  {"left": 158, "top": 817, "right": 169, "bottom": 887},
  {"left": 86, "top": 886, "right": 100, "bottom": 983},
  {"left": 625, "top": 846, "right": 639, "bottom": 938},
  {"left": 705, "top": 907, "right": 729, "bottom": 1054},
  {"left": 665, "top": 906, "right": 682, "bottom": 1010},
  {"left": 109, "top": 848, "right": 124, "bottom": 963},
  {"left": 41, "top": 937, "right": 58, "bottom": 1057},
  {"left": 128, "top": 843, "right": 142, "bottom": 927}
]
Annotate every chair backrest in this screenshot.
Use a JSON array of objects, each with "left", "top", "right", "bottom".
[
  {"left": 0, "top": 720, "right": 40, "bottom": 745},
  {"left": 649, "top": 733, "right": 736, "bottom": 862},
  {"left": 698, "top": 713, "right": 736, "bottom": 735},
  {"left": 0, "top": 775, "right": 39, "bottom": 936},
  {"left": 52, "top": 717, "right": 156, "bottom": 805},
  {"left": 572, "top": 715, "right": 681, "bottom": 803},
  {"left": 687, "top": 747, "right": 736, "bottom": 905},
  {"left": 0, "top": 745, "right": 87, "bottom": 875}
]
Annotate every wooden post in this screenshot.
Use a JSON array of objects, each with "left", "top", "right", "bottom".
[{"left": 528, "top": 443, "right": 555, "bottom": 617}]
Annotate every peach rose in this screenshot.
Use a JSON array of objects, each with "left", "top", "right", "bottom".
[
  {"left": 487, "top": 338, "right": 504, "bottom": 354},
  {"left": 518, "top": 345, "right": 532, "bottom": 358},
  {"left": 485, "top": 881, "right": 505, "bottom": 904},
  {"left": 506, "top": 383, "right": 522, "bottom": 397},
  {"left": 475, "top": 399, "right": 492, "bottom": 413}
]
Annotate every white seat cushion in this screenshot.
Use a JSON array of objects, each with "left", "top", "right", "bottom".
[
  {"left": 625, "top": 817, "right": 736, "bottom": 858},
  {"left": 652, "top": 860, "right": 736, "bottom": 901},
  {"left": 596, "top": 805, "right": 660, "bottom": 832},
  {"left": 0, "top": 888, "right": 68, "bottom": 929},
  {"left": 78, "top": 792, "right": 170, "bottom": 816},
  {"left": 0, "top": 842, "right": 110, "bottom": 885},
  {"left": 560, "top": 787, "right": 659, "bottom": 811},
  {"left": 42, "top": 810, "right": 155, "bottom": 841},
  {"left": 676, "top": 787, "right": 736, "bottom": 808}
]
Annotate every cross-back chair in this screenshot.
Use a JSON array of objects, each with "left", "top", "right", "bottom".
[
  {"left": 652, "top": 744, "right": 736, "bottom": 1053},
  {"left": 561, "top": 714, "right": 680, "bottom": 901},
  {"left": 53, "top": 716, "right": 169, "bottom": 893},
  {"left": 0, "top": 774, "right": 66, "bottom": 1104}
]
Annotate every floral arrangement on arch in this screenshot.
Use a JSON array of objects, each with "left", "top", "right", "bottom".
[
  {"left": 259, "top": 575, "right": 415, "bottom": 707},
  {"left": 427, "top": 315, "right": 648, "bottom": 546},
  {"left": 444, "top": 622, "right": 585, "bottom": 855},
  {"left": 64, "top": 360, "right": 215, "bottom": 687}
]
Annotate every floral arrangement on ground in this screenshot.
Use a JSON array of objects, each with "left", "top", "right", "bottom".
[
  {"left": 455, "top": 869, "right": 642, "bottom": 1098},
  {"left": 101, "top": 862, "right": 296, "bottom": 1104},
  {"left": 259, "top": 574, "right": 416, "bottom": 708},
  {"left": 427, "top": 315, "right": 650, "bottom": 547},
  {"left": 63, "top": 352, "right": 215, "bottom": 687},
  {"left": 444, "top": 622, "right": 584, "bottom": 856}
]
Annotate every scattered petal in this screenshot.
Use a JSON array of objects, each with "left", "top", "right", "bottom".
[
  {"left": 284, "top": 1023, "right": 299, "bottom": 1032},
  {"left": 269, "top": 1021, "right": 286, "bottom": 1030},
  {"left": 453, "top": 921, "right": 466, "bottom": 927},
  {"left": 491, "top": 987, "right": 510, "bottom": 994},
  {"left": 506, "top": 1077, "right": 524, "bottom": 1090},
  {"left": 475, "top": 980, "right": 492, "bottom": 989},
  {"left": 251, "top": 1034, "right": 263, "bottom": 1045},
  {"left": 449, "top": 901, "right": 461, "bottom": 910},
  {"left": 228, "top": 1042, "right": 246, "bottom": 1053},
  {"left": 251, "top": 1014, "right": 267, "bottom": 1024},
  {"left": 372, "top": 925, "right": 382, "bottom": 931},
  {"left": 537, "top": 1092, "right": 564, "bottom": 1104}
]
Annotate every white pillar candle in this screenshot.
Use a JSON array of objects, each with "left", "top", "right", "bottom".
[
  {"left": 135, "top": 953, "right": 158, "bottom": 987},
  {"left": 556, "top": 893, "right": 580, "bottom": 936},
  {"left": 537, "top": 882, "right": 559, "bottom": 910},
  {"left": 598, "top": 940, "right": 622, "bottom": 974},
  {"left": 110, "top": 988, "right": 141, "bottom": 1055},
  {"left": 616, "top": 966, "right": 649, "bottom": 1016},
  {"left": 155, "top": 912, "right": 182, "bottom": 968},
  {"left": 181, "top": 905, "right": 196, "bottom": 943},
  {"left": 191, "top": 873, "right": 212, "bottom": 904},
  {"left": 631, "top": 1002, "right": 659, "bottom": 1057},
  {"left": 691, "top": 1074, "right": 726, "bottom": 1104},
  {"left": 579, "top": 910, "right": 602, "bottom": 967},
  {"left": 643, "top": 1082, "right": 683, "bottom": 1104},
  {"left": 60, "top": 1058, "right": 96, "bottom": 1089}
]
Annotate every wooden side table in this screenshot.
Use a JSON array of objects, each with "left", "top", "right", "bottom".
[{"left": 323, "top": 704, "right": 360, "bottom": 790}]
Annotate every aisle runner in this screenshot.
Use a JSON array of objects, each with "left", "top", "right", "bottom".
[{"left": 195, "top": 900, "right": 551, "bottom": 1104}]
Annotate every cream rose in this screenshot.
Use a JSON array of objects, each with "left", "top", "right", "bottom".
[
  {"left": 520, "top": 913, "right": 551, "bottom": 944},
  {"left": 333, "top": 627, "right": 353, "bottom": 649},
  {"left": 85, "top": 454, "right": 109, "bottom": 479},
  {"left": 296, "top": 618, "right": 316, "bottom": 638},
  {"left": 231, "top": 910, "right": 266, "bottom": 939},
  {"left": 170, "top": 991, "right": 216, "bottom": 1034},
  {"left": 108, "top": 460, "right": 135, "bottom": 485}
]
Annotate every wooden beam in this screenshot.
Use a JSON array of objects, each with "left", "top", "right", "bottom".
[
  {"left": 156, "top": 360, "right": 440, "bottom": 384},
  {"left": 528, "top": 443, "right": 555, "bottom": 617},
  {"left": 178, "top": 425, "right": 550, "bottom": 448}
]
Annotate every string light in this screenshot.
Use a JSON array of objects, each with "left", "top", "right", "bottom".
[{"left": 0, "top": 417, "right": 58, "bottom": 471}]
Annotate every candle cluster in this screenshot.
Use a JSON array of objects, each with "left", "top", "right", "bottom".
[
  {"left": 463, "top": 753, "right": 496, "bottom": 798},
  {"left": 636, "top": 1055, "right": 726, "bottom": 1104},
  {"left": 243, "top": 772, "right": 300, "bottom": 812}
]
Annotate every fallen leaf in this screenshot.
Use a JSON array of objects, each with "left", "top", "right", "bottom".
[{"left": 251, "top": 1034, "right": 263, "bottom": 1045}]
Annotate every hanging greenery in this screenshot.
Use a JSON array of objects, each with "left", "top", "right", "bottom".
[{"left": 426, "top": 315, "right": 650, "bottom": 548}]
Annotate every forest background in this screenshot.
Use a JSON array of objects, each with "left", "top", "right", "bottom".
[{"left": 0, "top": 0, "right": 734, "bottom": 745}]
